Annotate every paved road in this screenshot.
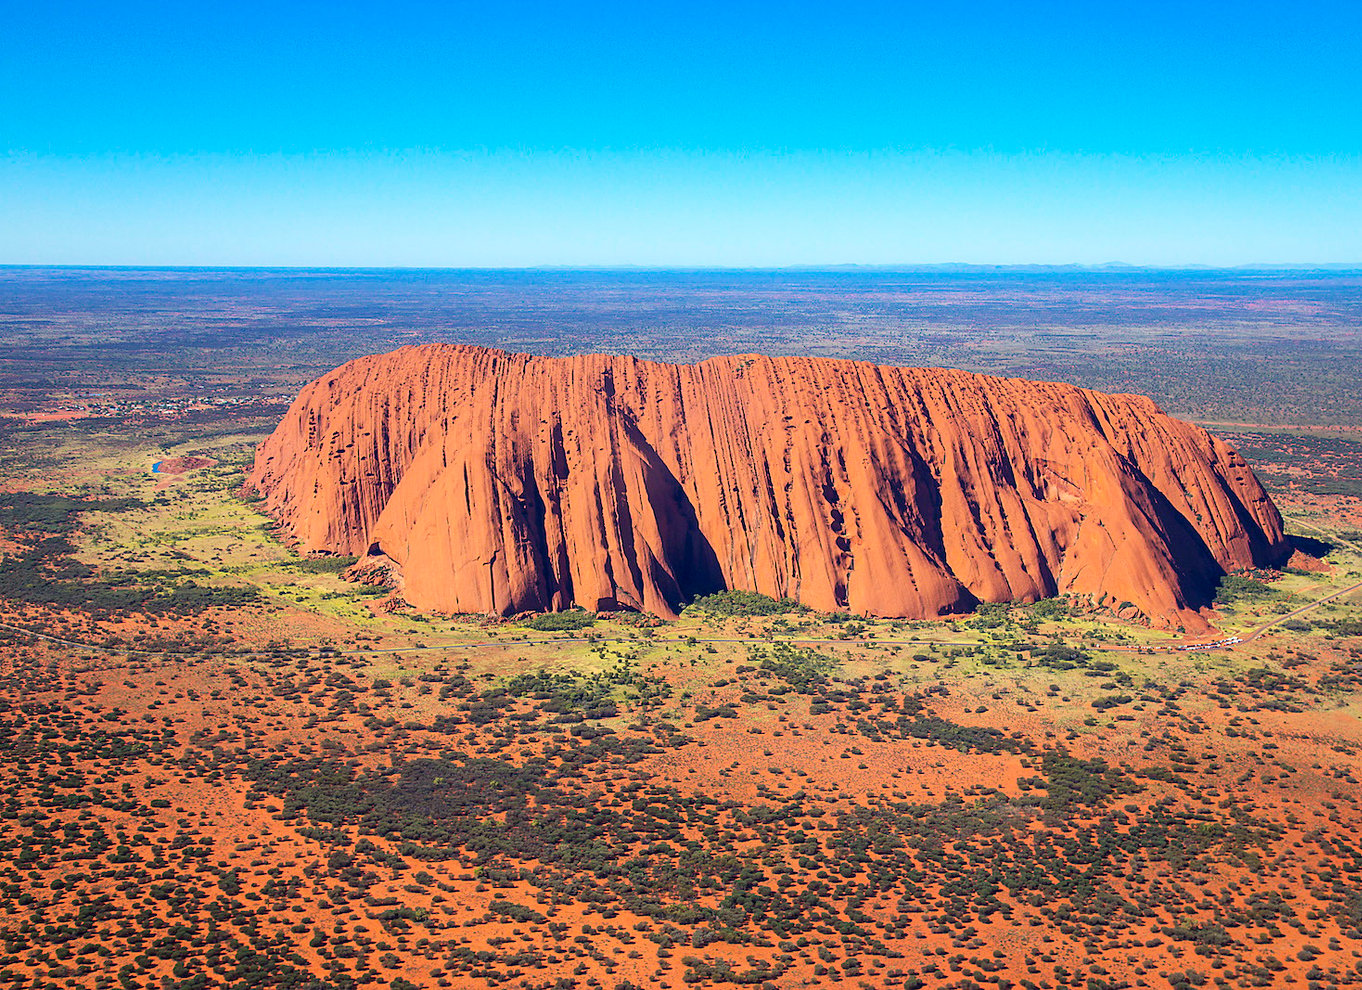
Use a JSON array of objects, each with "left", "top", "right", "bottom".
[{"left": 1240, "top": 578, "right": 1362, "bottom": 642}]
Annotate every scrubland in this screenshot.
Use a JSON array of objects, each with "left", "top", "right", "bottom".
[{"left": 1, "top": 404, "right": 1360, "bottom": 990}]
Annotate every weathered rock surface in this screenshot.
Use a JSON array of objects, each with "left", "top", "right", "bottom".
[{"left": 247, "top": 345, "right": 1287, "bottom": 627}]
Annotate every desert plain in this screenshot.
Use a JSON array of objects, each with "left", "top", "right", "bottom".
[{"left": 0, "top": 267, "right": 1360, "bottom": 990}]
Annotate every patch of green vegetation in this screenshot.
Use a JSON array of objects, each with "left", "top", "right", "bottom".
[
  {"left": 1027, "top": 596, "right": 1073, "bottom": 621},
  {"left": 0, "top": 492, "right": 144, "bottom": 533},
  {"left": 487, "top": 899, "right": 545, "bottom": 924},
  {"left": 523, "top": 609, "right": 596, "bottom": 631},
  {"left": 278, "top": 555, "right": 359, "bottom": 574},
  {"left": 968, "top": 602, "right": 1014, "bottom": 630},
  {"left": 0, "top": 533, "right": 258, "bottom": 618},
  {"left": 1318, "top": 617, "right": 1362, "bottom": 637},
  {"left": 748, "top": 641, "right": 838, "bottom": 694},
  {"left": 1168, "top": 920, "right": 1232, "bottom": 946},
  {"left": 1214, "top": 573, "right": 1275, "bottom": 605},
  {"left": 894, "top": 712, "right": 1029, "bottom": 755},
  {"left": 686, "top": 590, "right": 807, "bottom": 617},
  {"left": 1034, "top": 644, "right": 1092, "bottom": 670},
  {"left": 502, "top": 666, "right": 627, "bottom": 720},
  {"left": 1041, "top": 751, "right": 1141, "bottom": 812}
]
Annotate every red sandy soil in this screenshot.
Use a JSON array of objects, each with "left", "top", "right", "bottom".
[
  {"left": 1286, "top": 548, "right": 1333, "bottom": 573},
  {"left": 3, "top": 597, "right": 1362, "bottom": 990},
  {"left": 19, "top": 409, "right": 92, "bottom": 422},
  {"left": 154, "top": 456, "right": 218, "bottom": 474},
  {"left": 1285, "top": 492, "right": 1362, "bottom": 530}
]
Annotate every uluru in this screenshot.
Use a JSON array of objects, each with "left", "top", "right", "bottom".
[{"left": 246, "top": 345, "right": 1288, "bottom": 628}]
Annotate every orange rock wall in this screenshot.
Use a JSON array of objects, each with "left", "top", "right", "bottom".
[{"left": 247, "top": 346, "right": 1287, "bottom": 626}]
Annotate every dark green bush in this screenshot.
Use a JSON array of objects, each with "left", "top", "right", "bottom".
[
  {"left": 524, "top": 610, "right": 596, "bottom": 631},
  {"left": 686, "top": 590, "right": 806, "bottom": 616},
  {"left": 1214, "top": 573, "right": 1273, "bottom": 605}
]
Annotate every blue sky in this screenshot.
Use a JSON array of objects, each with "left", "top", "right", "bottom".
[{"left": 2, "top": 0, "right": 1359, "bottom": 266}]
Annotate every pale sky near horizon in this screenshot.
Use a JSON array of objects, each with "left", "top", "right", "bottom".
[{"left": 2, "top": 0, "right": 1360, "bottom": 267}]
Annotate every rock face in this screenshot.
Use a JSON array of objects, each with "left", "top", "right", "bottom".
[{"left": 247, "top": 345, "right": 1287, "bottom": 628}]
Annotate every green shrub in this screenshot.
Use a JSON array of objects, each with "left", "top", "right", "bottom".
[
  {"left": 280, "top": 555, "right": 358, "bottom": 574},
  {"left": 1035, "top": 644, "right": 1090, "bottom": 670},
  {"left": 524, "top": 609, "right": 596, "bottom": 631},
  {"left": 750, "top": 642, "right": 838, "bottom": 694},
  {"left": 1041, "top": 750, "right": 1141, "bottom": 811},
  {"left": 488, "top": 899, "right": 546, "bottom": 924},
  {"left": 686, "top": 589, "right": 806, "bottom": 616},
  {"left": 1214, "top": 573, "right": 1273, "bottom": 605}
]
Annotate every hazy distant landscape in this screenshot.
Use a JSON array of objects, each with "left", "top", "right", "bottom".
[{"left": 3, "top": 266, "right": 1360, "bottom": 426}]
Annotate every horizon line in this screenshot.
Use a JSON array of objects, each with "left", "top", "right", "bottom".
[{"left": 3, "top": 262, "right": 1362, "bottom": 274}]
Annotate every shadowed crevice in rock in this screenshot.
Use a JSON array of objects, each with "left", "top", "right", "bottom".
[
  {"left": 1119, "top": 459, "right": 1228, "bottom": 610},
  {"left": 1287, "top": 533, "right": 1332, "bottom": 559},
  {"left": 616, "top": 412, "right": 726, "bottom": 613}
]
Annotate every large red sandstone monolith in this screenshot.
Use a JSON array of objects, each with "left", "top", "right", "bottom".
[{"left": 247, "top": 346, "right": 1287, "bottom": 629}]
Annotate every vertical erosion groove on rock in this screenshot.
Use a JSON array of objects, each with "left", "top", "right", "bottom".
[{"left": 246, "top": 345, "right": 1288, "bottom": 627}]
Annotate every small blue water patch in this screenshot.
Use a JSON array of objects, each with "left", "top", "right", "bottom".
[{"left": 152, "top": 461, "right": 163, "bottom": 473}]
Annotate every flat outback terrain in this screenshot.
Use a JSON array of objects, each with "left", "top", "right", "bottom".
[{"left": 1, "top": 267, "right": 1361, "bottom": 990}]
